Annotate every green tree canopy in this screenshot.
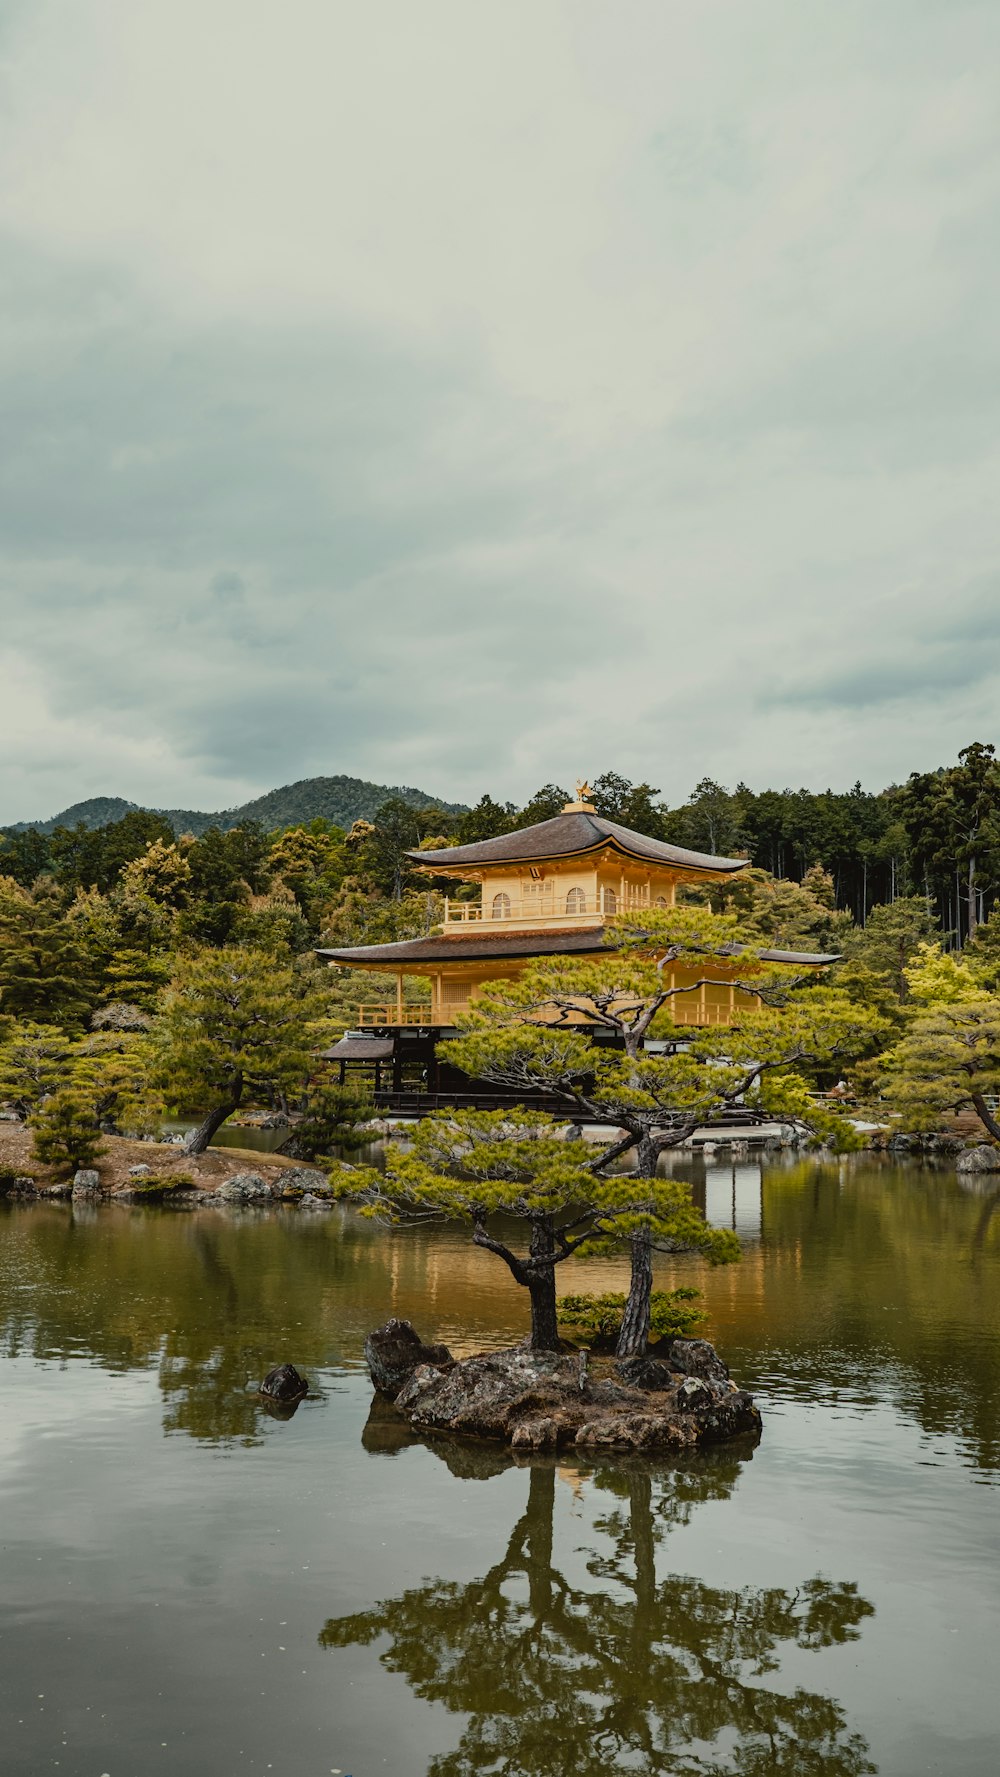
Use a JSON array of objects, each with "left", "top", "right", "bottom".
[
  {"left": 0, "top": 878, "right": 97, "bottom": 1028},
  {"left": 441, "top": 909, "right": 884, "bottom": 1352},
  {"left": 330, "top": 1108, "right": 737, "bottom": 1351},
  {"left": 882, "top": 996, "right": 1000, "bottom": 1143},
  {"left": 156, "top": 945, "right": 332, "bottom": 1153}
]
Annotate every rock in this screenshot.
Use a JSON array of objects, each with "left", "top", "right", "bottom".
[
  {"left": 128, "top": 1164, "right": 153, "bottom": 1178},
  {"left": 299, "top": 1192, "right": 332, "bottom": 1209},
  {"left": 957, "top": 1144, "right": 1000, "bottom": 1173},
  {"left": 72, "top": 1169, "right": 101, "bottom": 1197},
  {"left": 279, "top": 1167, "right": 329, "bottom": 1194},
  {"left": 616, "top": 1356, "right": 679, "bottom": 1392},
  {"left": 0, "top": 1171, "right": 31, "bottom": 1197},
  {"left": 42, "top": 1182, "right": 72, "bottom": 1198},
  {"left": 675, "top": 1376, "right": 715, "bottom": 1412},
  {"left": 260, "top": 1362, "right": 309, "bottom": 1402},
  {"left": 664, "top": 1338, "right": 731, "bottom": 1383},
  {"left": 12, "top": 1176, "right": 37, "bottom": 1196},
  {"left": 390, "top": 1338, "right": 759, "bottom": 1453},
  {"left": 217, "top": 1171, "right": 280, "bottom": 1203},
  {"left": 364, "top": 1318, "right": 454, "bottom": 1400}
]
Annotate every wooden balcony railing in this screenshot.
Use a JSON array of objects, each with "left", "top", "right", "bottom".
[
  {"left": 442, "top": 891, "right": 667, "bottom": 926},
  {"left": 351, "top": 994, "right": 734, "bottom": 1031},
  {"left": 355, "top": 1004, "right": 435, "bottom": 1027}
]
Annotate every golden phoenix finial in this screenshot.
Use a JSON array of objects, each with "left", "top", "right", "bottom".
[{"left": 576, "top": 778, "right": 593, "bottom": 803}]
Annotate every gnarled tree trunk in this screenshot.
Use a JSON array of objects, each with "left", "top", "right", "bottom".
[
  {"left": 184, "top": 1081, "right": 242, "bottom": 1156},
  {"left": 525, "top": 1217, "right": 560, "bottom": 1351},
  {"left": 617, "top": 1229, "right": 653, "bottom": 1357}
]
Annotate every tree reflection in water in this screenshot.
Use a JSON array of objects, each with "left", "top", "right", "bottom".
[{"left": 320, "top": 1432, "right": 875, "bottom": 1776}]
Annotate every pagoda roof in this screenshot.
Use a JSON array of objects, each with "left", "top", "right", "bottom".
[
  {"left": 407, "top": 811, "right": 748, "bottom": 876},
  {"left": 317, "top": 931, "right": 837, "bottom": 968},
  {"left": 320, "top": 1034, "right": 395, "bottom": 1060}
]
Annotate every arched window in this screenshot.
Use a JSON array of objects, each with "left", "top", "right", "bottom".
[
  {"left": 565, "top": 887, "right": 586, "bottom": 915},
  {"left": 655, "top": 894, "right": 668, "bottom": 908},
  {"left": 491, "top": 892, "right": 511, "bottom": 920},
  {"left": 602, "top": 887, "right": 617, "bottom": 914}
]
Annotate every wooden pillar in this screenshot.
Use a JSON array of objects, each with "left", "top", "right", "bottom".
[{"left": 396, "top": 971, "right": 403, "bottom": 1023}]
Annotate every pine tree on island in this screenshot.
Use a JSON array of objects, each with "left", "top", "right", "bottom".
[{"left": 332, "top": 909, "right": 884, "bottom": 1355}]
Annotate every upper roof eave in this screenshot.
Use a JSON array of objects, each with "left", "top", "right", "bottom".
[{"left": 406, "top": 810, "right": 748, "bottom": 876}]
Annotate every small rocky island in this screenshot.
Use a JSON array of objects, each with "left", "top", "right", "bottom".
[{"left": 364, "top": 1319, "right": 761, "bottom": 1453}]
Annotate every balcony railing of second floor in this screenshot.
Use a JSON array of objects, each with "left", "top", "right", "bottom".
[
  {"left": 443, "top": 889, "right": 670, "bottom": 926},
  {"left": 355, "top": 1003, "right": 435, "bottom": 1027}
]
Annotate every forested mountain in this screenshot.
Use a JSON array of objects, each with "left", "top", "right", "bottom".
[
  {"left": 5, "top": 746, "right": 1000, "bottom": 947},
  {"left": 4, "top": 775, "right": 468, "bottom": 838}
]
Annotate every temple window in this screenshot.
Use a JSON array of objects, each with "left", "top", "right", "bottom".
[
  {"left": 566, "top": 887, "right": 586, "bottom": 914},
  {"left": 602, "top": 887, "right": 617, "bottom": 914},
  {"left": 491, "top": 892, "right": 511, "bottom": 919},
  {"left": 655, "top": 895, "right": 668, "bottom": 908}
]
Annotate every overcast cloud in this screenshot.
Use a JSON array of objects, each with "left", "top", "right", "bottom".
[{"left": 2, "top": 0, "right": 999, "bottom": 821}]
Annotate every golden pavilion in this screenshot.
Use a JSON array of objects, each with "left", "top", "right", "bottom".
[{"left": 318, "top": 784, "right": 831, "bottom": 1104}]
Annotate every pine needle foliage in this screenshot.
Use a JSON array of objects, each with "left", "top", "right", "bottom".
[
  {"left": 329, "top": 1108, "right": 737, "bottom": 1352},
  {"left": 30, "top": 1088, "right": 105, "bottom": 1173}
]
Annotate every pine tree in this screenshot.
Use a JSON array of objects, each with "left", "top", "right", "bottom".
[
  {"left": 157, "top": 946, "right": 332, "bottom": 1153},
  {"left": 30, "top": 1088, "right": 105, "bottom": 1173},
  {"left": 0, "top": 880, "right": 96, "bottom": 1028},
  {"left": 329, "top": 1110, "right": 737, "bottom": 1351},
  {"left": 439, "top": 908, "right": 884, "bottom": 1354}
]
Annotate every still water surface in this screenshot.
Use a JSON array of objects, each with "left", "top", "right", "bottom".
[{"left": 2, "top": 1156, "right": 1000, "bottom": 1775}]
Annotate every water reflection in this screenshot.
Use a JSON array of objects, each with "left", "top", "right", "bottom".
[
  {"left": 2, "top": 1158, "right": 1000, "bottom": 1472},
  {"left": 321, "top": 1436, "right": 875, "bottom": 1776}
]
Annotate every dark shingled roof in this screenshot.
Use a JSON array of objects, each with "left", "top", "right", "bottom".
[
  {"left": 317, "top": 929, "right": 610, "bottom": 967},
  {"left": 320, "top": 1035, "right": 395, "bottom": 1060},
  {"left": 407, "top": 811, "right": 748, "bottom": 874},
  {"left": 317, "top": 932, "right": 838, "bottom": 968}
]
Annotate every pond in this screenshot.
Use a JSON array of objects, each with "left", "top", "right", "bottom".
[{"left": 2, "top": 1155, "right": 1000, "bottom": 1775}]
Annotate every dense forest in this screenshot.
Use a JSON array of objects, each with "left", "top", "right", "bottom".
[
  {"left": 3, "top": 741, "right": 1000, "bottom": 1166},
  {"left": 4, "top": 743, "right": 1000, "bottom": 949}
]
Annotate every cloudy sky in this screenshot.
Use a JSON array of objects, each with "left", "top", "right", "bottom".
[{"left": 2, "top": 0, "right": 999, "bottom": 821}]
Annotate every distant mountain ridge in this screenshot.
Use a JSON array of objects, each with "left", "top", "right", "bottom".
[{"left": 3, "top": 775, "right": 468, "bottom": 837}]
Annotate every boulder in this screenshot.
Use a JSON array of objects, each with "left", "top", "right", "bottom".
[
  {"left": 72, "top": 1169, "right": 101, "bottom": 1197},
  {"left": 260, "top": 1362, "right": 309, "bottom": 1403},
  {"left": 128, "top": 1164, "right": 153, "bottom": 1178},
  {"left": 390, "top": 1339, "right": 760, "bottom": 1454},
  {"left": 664, "top": 1338, "right": 731, "bottom": 1383},
  {"left": 364, "top": 1318, "right": 454, "bottom": 1400},
  {"left": 280, "top": 1168, "right": 330, "bottom": 1196},
  {"left": 616, "top": 1356, "right": 679, "bottom": 1392},
  {"left": 12, "top": 1176, "right": 37, "bottom": 1196},
  {"left": 217, "top": 1171, "right": 279, "bottom": 1203},
  {"left": 957, "top": 1144, "right": 1000, "bottom": 1173}
]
